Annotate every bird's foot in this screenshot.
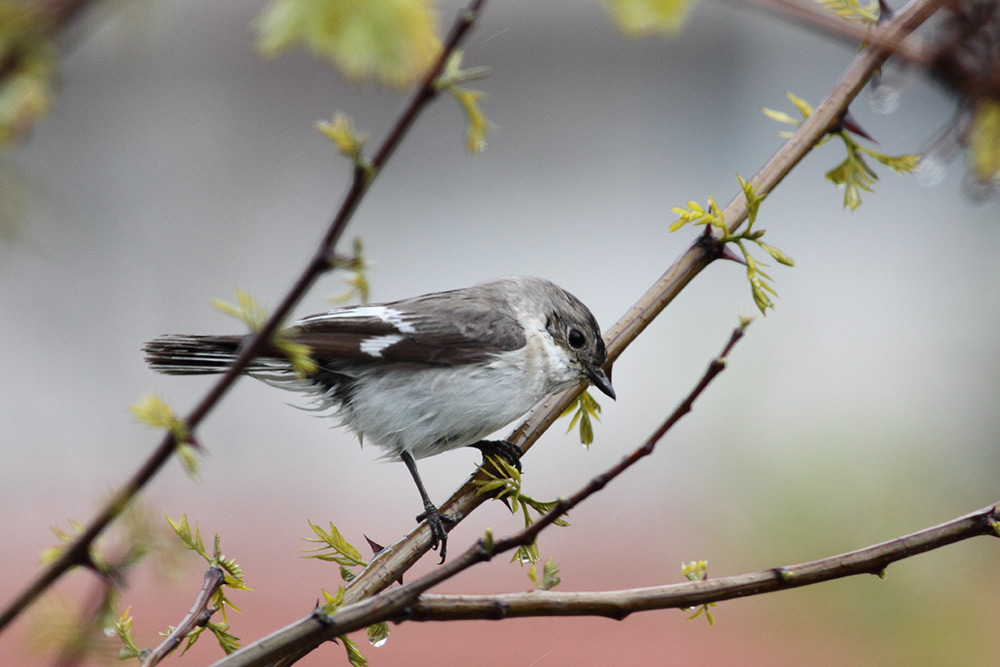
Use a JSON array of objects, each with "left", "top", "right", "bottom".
[
  {"left": 416, "top": 503, "right": 459, "bottom": 563},
  {"left": 470, "top": 439, "right": 523, "bottom": 473}
]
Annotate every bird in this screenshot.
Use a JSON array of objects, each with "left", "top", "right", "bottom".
[{"left": 143, "top": 276, "right": 615, "bottom": 560}]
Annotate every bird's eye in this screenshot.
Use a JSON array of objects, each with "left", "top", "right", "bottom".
[{"left": 568, "top": 328, "right": 586, "bottom": 349}]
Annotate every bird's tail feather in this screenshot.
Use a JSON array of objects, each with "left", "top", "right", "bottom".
[{"left": 143, "top": 334, "right": 249, "bottom": 375}]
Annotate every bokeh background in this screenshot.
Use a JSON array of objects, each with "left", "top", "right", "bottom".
[{"left": 2, "top": 0, "right": 998, "bottom": 665}]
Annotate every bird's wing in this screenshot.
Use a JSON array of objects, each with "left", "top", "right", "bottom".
[{"left": 289, "top": 293, "right": 526, "bottom": 365}]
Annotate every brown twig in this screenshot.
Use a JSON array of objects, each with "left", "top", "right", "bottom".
[
  {"left": 0, "top": 0, "right": 489, "bottom": 634},
  {"left": 141, "top": 567, "right": 225, "bottom": 667}
]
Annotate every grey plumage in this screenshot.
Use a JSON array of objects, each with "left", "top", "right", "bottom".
[{"left": 144, "top": 276, "right": 614, "bottom": 559}]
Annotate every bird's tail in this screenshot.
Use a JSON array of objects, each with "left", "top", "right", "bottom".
[{"left": 143, "top": 334, "right": 248, "bottom": 375}]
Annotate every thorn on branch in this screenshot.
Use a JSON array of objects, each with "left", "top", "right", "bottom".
[
  {"left": 837, "top": 109, "right": 876, "bottom": 142},
  {"left": 364, "top": 535, "right": 387, "bottom": 557}
]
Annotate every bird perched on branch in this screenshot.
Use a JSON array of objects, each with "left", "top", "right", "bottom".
[{"left": 144, "top": 276, "right": 615, "bottom": 560}]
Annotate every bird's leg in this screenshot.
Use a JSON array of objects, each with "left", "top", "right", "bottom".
[
  {"left": 400, "top": 450, "right": 455, "bottom": 563},
  {"left": 469, "top": 439, "right": 523, "bottom": 473}
]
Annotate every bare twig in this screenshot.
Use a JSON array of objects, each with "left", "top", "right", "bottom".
[
  {"left": 0, "top": 0, "right": 489, "bottom": 634},
  {"left": 142, "top": 567, "right": 225, "bottom": 667}
]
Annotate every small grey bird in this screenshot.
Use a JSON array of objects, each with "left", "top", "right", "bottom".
[{"left": 144, "top": 276, "right": 615, "bottom": 559}]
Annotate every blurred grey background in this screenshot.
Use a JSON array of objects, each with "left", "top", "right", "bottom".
[{"left": 2, "top": 1, "right": 997, "bottom": 665}]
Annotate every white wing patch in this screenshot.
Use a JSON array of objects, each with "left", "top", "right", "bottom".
[
  {"left": 360, "top": 333, "right": 405, "bottom": 358},
  {"left": 298, "top": 306, "right": 417, "bottom": 334}
]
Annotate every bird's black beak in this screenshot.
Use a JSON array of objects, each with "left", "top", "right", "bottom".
[{"left": 585, "top": 363, "right": 616, "bottom": 400}]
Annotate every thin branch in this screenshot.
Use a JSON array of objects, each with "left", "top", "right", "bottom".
[
  {"left": 0, "top": 0, "right": 489, "bottom": 634},
  {"left": 142, "top": 567, "right": 225, "bottom": 667},
  {"left": 327, "top": 0, "right": 948, "bottom": 611},
  {"left": 403, "top": 502, "right": 1000, "bottom": 622},
  {"left": 214, "top": 321, "right": 749, "bottom": 667},
  {"left": 254, "top": 503, "right": 1000, "bottom": 647}
]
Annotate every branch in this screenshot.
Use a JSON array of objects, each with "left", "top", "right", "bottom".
[
  {"left": 142, "top": 567, "right": 225, "bottom": 667},
  {"left": 0, "top": 0, "right": 489, "bottom": 634},
  {"left": 229, "top": 503, "right": 999, "bottom": 652},
  {"left": 326, "top": 0, "right": 948, "bottom": 609},
  {"left": 403, "top": 502, "right": 1000, "bottom": 621},
  {"left": 214, "top": 321, "right": 749, "bottom": 666}
]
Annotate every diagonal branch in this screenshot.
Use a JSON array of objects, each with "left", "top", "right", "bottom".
[
  {"left": 717, "top": 0, "right": 947, "bottom": 230},
  {"left": 0, "top": 0, "right": 490, "bottom": 634}
]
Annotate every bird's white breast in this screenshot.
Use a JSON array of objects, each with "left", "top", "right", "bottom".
[{"left": 338, "top": 325, "right": 579, "bottom": 460}]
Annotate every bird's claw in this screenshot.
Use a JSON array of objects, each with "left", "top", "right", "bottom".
[
  {"left": 416, "top": 504, "right": 458, "bottom": 562},
  {"left": 471, "top": 439, "right": 523, "bottom": 473}
]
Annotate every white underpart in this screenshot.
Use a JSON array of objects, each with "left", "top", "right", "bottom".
[
  {"left": 298, "top": 306, "right": 416, "bottom": 334},
  {"left": 259, "top": 309, "right": 587, "bottom": 462},
  {"left": 359, "top": 334, "right": 404, "bottom": 358},
  {"left": 341, "top": 320, "right": 583, "bottom": 461}
]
